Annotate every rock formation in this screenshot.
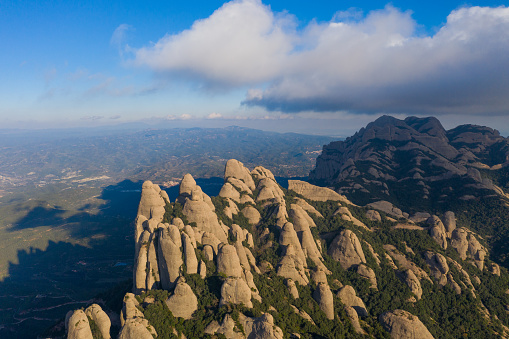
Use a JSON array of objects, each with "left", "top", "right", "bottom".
[
  {"left": 66, "top": 309, "right": 93, "bottom": 339},
  {"left": 84, "top": 304, "right": 111, "bottom": 339},
  {"left": 328, "top": 230, "right": 366, "bottom": 269},
  {"left": 165, "top": 277, "right": 198, "bottom": 319},
  {"left": 379, "top": 310, "right": 434, "bottom": 339},
  {"left": 313, "top": 282, "right": 334, "bottom": 320},
  {"left": 337, "top": 285, "right": 368, "bottom": 317},
  {"left": 450, "top": 227, "right": 486, "bottom": 270}
]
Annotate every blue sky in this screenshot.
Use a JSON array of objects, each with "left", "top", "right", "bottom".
[{"left": 1, "top": 0, "right": 509, "bottom": 135}]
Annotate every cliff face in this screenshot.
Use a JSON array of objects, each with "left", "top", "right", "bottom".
[
  {"left": 64, "top": 157, "right": 509, "bottom": 339},
  {"left": 310, "top": 115, "right": 509, "bottom": 207}
]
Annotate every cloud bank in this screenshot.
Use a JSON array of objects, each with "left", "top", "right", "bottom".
[{"left": 133, "top": 0, "right": 509, "bottom": 115}]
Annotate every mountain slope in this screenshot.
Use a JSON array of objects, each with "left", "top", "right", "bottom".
[
  {"left": 309, "top": 115, "right": 509, "bottom": 267},
  {"left": 63, "top": 159, "right": 509, "bottom": 339}
]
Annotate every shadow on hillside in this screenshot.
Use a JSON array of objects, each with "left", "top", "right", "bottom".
[
  {"left": 0, "top": 180, "right": 144, "bottom": 339},
  {"left": 0, "top": 177, "right": 226, "bottom": 339}
]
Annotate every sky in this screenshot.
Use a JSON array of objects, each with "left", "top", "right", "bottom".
[{"left": 1, "top": 0, "right": 509, "bottom": 136}]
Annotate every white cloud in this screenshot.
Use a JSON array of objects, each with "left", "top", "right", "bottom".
[
  {"left": 111, "top": 24, "right": 132, "bottom": 56},
  {"left": 133, "top": 0, "right": 296, "bottom": 86},
  {"left": 133, "top": 1, "right": 509, "bottom": 115},
  {"left": 207, "top": 112, "right": 223, "bottom": 119}
]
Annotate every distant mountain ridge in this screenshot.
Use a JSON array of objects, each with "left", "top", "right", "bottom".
[{"left": 310, "top": 115, "right": 509, "bottom": 206}]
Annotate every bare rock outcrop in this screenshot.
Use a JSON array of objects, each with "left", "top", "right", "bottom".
[
  {"left": 277, "top": 244, "right": 309, "bottom": 286},
  {"left": 288, "top": 180, "right": 351, "bottom": 204},
  {"left": 138, "top": 181, "right": 166, "bottom": 222},
  {"left": 241, "top": 205, "right": 261, "bottom": 225},
  {"left": 182, "top": 186, "right": 227, "bottom": 243},
  {"left": 217, "top": 244, "right": 243, "bottom": 278},
  {"left": 313, "top": 282, "right": 334, "bottom": 320},
  {"left": 85, "top": 304, "right": 111, "bottom": 339},
  {"left": 337, "top": 285, "right": 368, "bottom": 317},
  {"left": 379, "top": 309, "right": 434, "bottom": 339},
  {"left": 357, "top": 264, "right": 377, "bottom": 289},
  {"left": 158, "top": 227, "right": 183, "bottom": 290},
  {"left": 427, "top": 215, "right": 447, "bottom": 249},
  {"left": 334, "top": 206, "right": 367, "bottom": 229},
  {"left": 402, "top": 269, "right": 423, "bottom": 300},
  {"left": 241, "top": 313, "right": 284, "bottom": 339},
  {"left": 225, "top": 159, "right": 256, "bottom": 191},
  {"left": 328, "top": 230, "right": 366, "bottom": 269},
  {"left": 294, "top": 197, "right": 323, "bottom": 217},
  {"left": 443, "top": 211, "right": 456, "bottom": 235},
  {"left": 165, "top": 277, "right": 198, "bottom": 319},
  {"left": 450, "top": 227, "right": 486, "bottom": 270},
  {"left": 384, "top": 245, "right": 431, "bottom": 283},
  {"left": 345, "top": 306, "right": 366, "bottom": 335},
  {"left": 219, "top": 182, "right": 241, "bottom": 202},
  {"left": 182, "top": 233, "right": 198, "bottom": 274},
  {"left": 424, "top": 251, "right": 449, "bottom": 286},
  {"left": 119, "top": 293, "right": 157, "bottom": 339},
  {"left": 66, "top": 309, "right": 93, "bottom": 339},
  {"left": 279, "top": 222, "right": 307, "bottom": 265},
  {"left": 290, "top": 205, "right": 327, "bottom": 270},
  {"left": 220, "top": 277, "right": 253, "bottom": 308},
  {"left": 366, "top": 201, "right": 407, "bottom": 219}
]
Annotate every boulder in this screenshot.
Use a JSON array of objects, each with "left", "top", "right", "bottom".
[
  {"left": 251, "top": 165, "right": 276, "bottom": 181},
  {"left": 165, "top": 277, "right": 198, "bottom": 319},
  {"left": 219, "top": 277, "right": 253, "bottom": 308},
  {"left": 201, "top": 232, "right": 222, "bottom": 254},
  {"left": 241, "top": 205, "right": 261, "bottom": 225},
  {"left": 379, "top": 309, "right": 434, "bottom": 339},
  {"left": 66, "top": 309, "right": 93, "bottom": 339},
  {"left": 217, "top": 244, "right": 243, "bottom": 278},
  {"left": 204, "top": 314, "right": 242, "bottom": 339},
  {"left": 313, "top": 282, "right": 334, "bottom": 320},
  {"left": 328, "top": 230, "right": 366, "bottom": 269},
  {"left": 256, "top": 177, "right": 285, "bottom": 204},
  {"left": 179, "top": 173, "right": 197, "bottom": 197},
  {"left": 337, "top": 285, "right": 368, "bottom": 317},
  {"left": 85, "top": 304, "right": 111, "bottom": 339},
  {"left": 225, "top": 159, "right": 256, "bottom": 191}
]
